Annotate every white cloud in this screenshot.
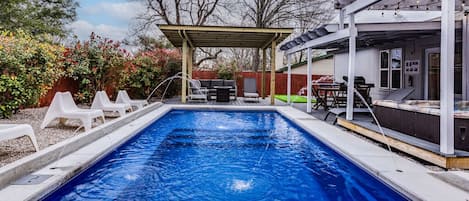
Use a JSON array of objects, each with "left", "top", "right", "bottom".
[
  {"left": 68, "top": 20, "right": 128, "bottom": 41},
  {"left": 83, "top": 2, "right": 145, "bottom": 22}
]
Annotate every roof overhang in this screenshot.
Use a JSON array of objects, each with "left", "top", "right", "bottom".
[
  {"left": 158, "top": 25, "right": 293, "bottom": 49},
  {"left": 285, "top": 21, "right": 463, "bottom": 54},
  {"left": 335, "top": 0, "right": 466, "bottom": 11}
]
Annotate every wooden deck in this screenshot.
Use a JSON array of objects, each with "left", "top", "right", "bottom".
[{"left": 337, "top": 117, "right": 469, "bottom": 169}]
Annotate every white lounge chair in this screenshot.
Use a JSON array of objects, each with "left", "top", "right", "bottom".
[
  {"left": 115, "top": 90, "right": 148, "bottom": 110},
  {"left": 41, "top": 92, "right": 105, "bottom": 131},
  {"left": 243, "top": 78, "right": 259, "bottom": 102},
  {"left": 91, "top": 91, "right": 132, "bottom": 117},
  {"left": 0, "top": 124, "right": 39, "bottom": 152}
]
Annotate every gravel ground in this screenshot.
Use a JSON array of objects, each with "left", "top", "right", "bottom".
[{"left": 0, "top": 107, "right": 110, "bottom": 167}]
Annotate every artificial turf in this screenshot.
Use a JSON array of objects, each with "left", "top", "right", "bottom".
[{"left": 274, "top": 95, "right": 316, "bottom": 103}]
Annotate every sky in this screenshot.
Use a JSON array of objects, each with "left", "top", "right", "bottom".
[{"left": 68, "top": 0, "right": 144, "bottom": 42}]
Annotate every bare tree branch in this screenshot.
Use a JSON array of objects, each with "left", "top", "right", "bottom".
[{"left": 195, "top": 49, "right": 222, "bottom": 66}]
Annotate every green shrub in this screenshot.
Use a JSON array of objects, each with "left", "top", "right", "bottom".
[
  {"left": 0, "top": 30, "right": 65, "bottom": 115},
  {"left": 0, "top": 75, "right": 25, "bottom": 118},
  {"left": 217, "top": 63, "right": 237, "bottom": 80}
]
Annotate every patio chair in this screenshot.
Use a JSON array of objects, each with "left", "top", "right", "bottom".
[
  {"left": 331, "top": 83, "right": 347, "bottom": 108},
  {"left": 41, "top": 92, "right": 105, "bottom": 131},
  {"left": 312, "top": 85, "right": 327, "bottom": 109},
  {"left": 91, "top": 91, "right": 132, "bottom": 117},
  {"left": 243, "top": 78, "right": 259, "bottom": 102},
  {"left": 188, "top": 80, "right": 208, "bottom": 102},
  {"left": 0, "top": 124, "right": 39, "bottom": 152},
  {"left": 116, "top": 90, "right": 148, "bottom": 110}
]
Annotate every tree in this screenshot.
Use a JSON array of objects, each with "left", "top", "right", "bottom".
[
  {"left": 135, "top": 0, "right": 230, "bottom": 67},
  {"left": 240, "top": 0, "right": 333, "bottom": 71},
  {"left": 0, "top": 0, "right": 78, "bottom": 37}
]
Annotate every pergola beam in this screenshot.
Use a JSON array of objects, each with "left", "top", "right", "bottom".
[
  {"left": 262, "top": 49, "right": 267, "bottom": 99},
  {"left": 270, "top": 41, "right": 277, "bottom": 105},
  {"left": 181, "top": 39, "right": 188, "bottom": 103},
  {"left": 285, "top": 29, "right": 350, "bottom": 55}
]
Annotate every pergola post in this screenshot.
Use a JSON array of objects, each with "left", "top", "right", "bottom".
[
  {"left": 440, "top": 0, "right": 455, "bottom": 154},
  {"left": 307, "top": 48, "right": 313, "bottom": 113},
  {"left": 346, "top": 14, "right": 357, "bottom": 120},
  {"left": 262, "top": 49, "right": 267, "bottom": 99},
  {"left": 181, "top": 39, "right": 188, "bottom": 103},
  {"left": 188, "top": 47, "right": 193, "bottom": 79},
  {"left": 287, "top": 54, "right": 292, "bottom": 104},
  {"left": 270, "top": 41, "right": 277, "bottom": 105}
]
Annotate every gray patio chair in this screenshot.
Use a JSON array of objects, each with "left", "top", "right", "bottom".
[
  {"left": 188, "top": 80, "right": 208, "bottom": 102},
  {"left": 243, "top": 78, "right": 259, "bottom": 102}
]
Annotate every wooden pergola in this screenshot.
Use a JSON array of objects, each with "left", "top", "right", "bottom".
[{"left": 158, "top": 25, "right": 293, "bottom": 104}]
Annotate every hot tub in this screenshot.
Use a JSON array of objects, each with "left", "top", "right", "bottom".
[{"left": 373, "top": 100, "right": 469, "bottom": 152}]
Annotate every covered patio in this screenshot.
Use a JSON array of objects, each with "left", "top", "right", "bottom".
[
  {"left": 158, "top": 25, "right": 293, "bottom": 104},
  {"left": 280, "top": 0, "right": 469, "bottom": 168}
]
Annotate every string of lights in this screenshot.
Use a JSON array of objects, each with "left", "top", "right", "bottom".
[{"left": 338, "top": 0, "right": 466, "bottom": 12}]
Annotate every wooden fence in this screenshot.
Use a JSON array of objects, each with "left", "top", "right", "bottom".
[
  {"left": 38, "top": 71, "right": 326, "bottom": 106},
  {"left": 193, "top": 71, "right": 324, "bottom": 97}
]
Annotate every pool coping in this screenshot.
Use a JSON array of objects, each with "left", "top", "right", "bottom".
[{"left": 0, "top": 104, "right": 468, "bottom": 200}]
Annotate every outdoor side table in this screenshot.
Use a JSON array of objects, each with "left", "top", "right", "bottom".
[{"left": 214, "top": 86, "right": 231, "bottom": 102}]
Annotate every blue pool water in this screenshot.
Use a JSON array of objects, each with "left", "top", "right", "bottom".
[{"left": 44, "top": 110, "right": 408, "bottom": 201}]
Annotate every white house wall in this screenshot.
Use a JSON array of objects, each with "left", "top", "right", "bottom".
[
  {"left": 333, "top": 49, "right": 383, "bottom": 100},
  {"left": 284, "top": 58, "right": 334, "bottom": 76},
  {"left": 333, "top": 35, "right": 452, "bottom": 101}
]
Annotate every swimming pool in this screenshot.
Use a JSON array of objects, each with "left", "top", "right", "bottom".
[{"left": 43, "top": 110, "right": 408, "bottom": 200}]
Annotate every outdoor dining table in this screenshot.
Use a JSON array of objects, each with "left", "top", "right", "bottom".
[{"left": 316, "top": 86, "right": 342, "bottom": 111}]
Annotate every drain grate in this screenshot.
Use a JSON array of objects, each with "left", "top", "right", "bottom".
[{"left": 12, "top": 174, "right": 52, "bottom": 185}]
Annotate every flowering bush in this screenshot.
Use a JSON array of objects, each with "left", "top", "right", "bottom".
[
  {"left": 125, "top": 48, "right": 181, "bottom": 98},
  {"left": 64, "top": 33, "right": 131, "bottom": 103},
  {"left": 0, "top": 30, "right": 65, "bottom": 117}
]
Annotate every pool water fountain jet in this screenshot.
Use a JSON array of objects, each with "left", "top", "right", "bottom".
[
  {"left": 232, "top": 130, "right": 276, "bottom": 192},
  {"left": 146, "top": 72, "right": 206, "bottom": 103},
  {"left": 230, "top": 179, "right": 253, "bottom": 192},
  {"left": 352, "top": 88, "right": 402, "bottom": 173}
]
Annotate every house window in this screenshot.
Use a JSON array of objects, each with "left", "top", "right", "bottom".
[{"left": 379, "top": 48, "right": 402, "bottom": 89}]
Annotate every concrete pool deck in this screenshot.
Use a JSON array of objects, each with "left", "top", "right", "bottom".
[{"left": 0, "top": 104, "right": 468, "bottom": 200}]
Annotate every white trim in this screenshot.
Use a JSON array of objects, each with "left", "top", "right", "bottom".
[
  {"left": 463, "top": 14, "right": 469, "bottom": 100},
  {"left": 346, "top": 14, "right": 357, "bottom": 120},
  {"left": 307, "top": 48, "right": 313, "bottom": 113},
  {"left": 390, "top": 48, "right": 403, "bottom": 89},
  {"left": 440, "top": 0, "right": 455, "bottom": 155},
  {"left": 287, "top": 54, "right": 292, "bottom": 104},
  {"left": 285, "top": 29, "right": 351, "bottom": 55},
  {"left": 424, "top": 47, "right": 440, "bottom": 100},
  {"left": 379, "top": 50, "right": 390, "bottom": 89}
]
